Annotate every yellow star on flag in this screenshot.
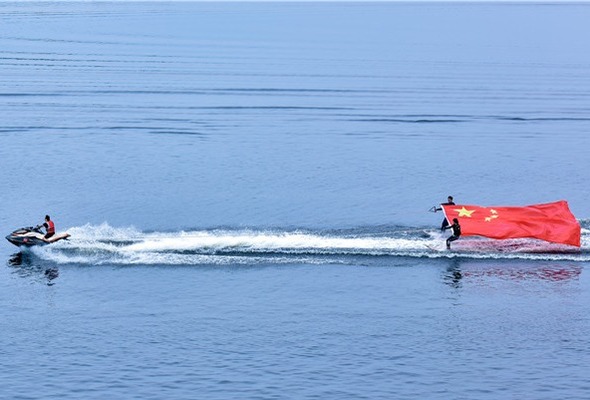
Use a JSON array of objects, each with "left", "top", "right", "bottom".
[{"left": 454, "top": 207, "right": 475, "bottom": 217}]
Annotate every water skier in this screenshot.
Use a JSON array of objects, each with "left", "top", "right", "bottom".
[
  {"left": 435, "top": 195, "right": 455, "bottom": 231},
  {"left": 444, "top": 218, "right": 461, "bottom": 250}
]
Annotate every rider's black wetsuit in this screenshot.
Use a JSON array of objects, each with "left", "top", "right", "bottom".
[{"left": 43, "top": 220, "right": 55, "bottom": 240}]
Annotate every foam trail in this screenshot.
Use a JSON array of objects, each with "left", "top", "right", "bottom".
[
  {"left": 33, "top": 223, "right": 590, "bottom": 265},
  {"left": 123, "top": 231, "right": 420, "bottom": 253}
]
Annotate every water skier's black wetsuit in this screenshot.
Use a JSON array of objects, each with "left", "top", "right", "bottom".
[
  {"left": 436, "top": 201, "right": 455, "bottom": 231},
  {"left": 444, "top": 221, "right": 461, "bottom": 249}
]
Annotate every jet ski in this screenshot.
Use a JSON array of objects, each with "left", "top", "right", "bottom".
[{"left": 6, "top": 225, "right": 70, "bottom": 247}]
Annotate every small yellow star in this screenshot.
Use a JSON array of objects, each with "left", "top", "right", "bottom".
[
  {"left": 485, "top": 213, "right": 499, "bottom": 222},
  {"left": 454, "top": 207, "right": 475, "bottom": 217}
]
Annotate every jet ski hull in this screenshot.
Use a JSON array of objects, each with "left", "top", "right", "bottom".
[
  {"left": 5, "top": 234, "right": 48, "bottom": 247},
  {"left": 5, "top": 227, "right": 70, "bottom": 247}
]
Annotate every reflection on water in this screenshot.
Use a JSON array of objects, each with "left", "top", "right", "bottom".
[
  {"left": 443, "top": 259, "right": 463, "bottom": 289},
  {"left": 463, "top": 263, "right": 582, "bottom": 282},
  {"left": 441, "top": 258, "right": 582, "bottom": 290},
  {"left": 7, "top": 252, "right": 59, "bottom": 286}
]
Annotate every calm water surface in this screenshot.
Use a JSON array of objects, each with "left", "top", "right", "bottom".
[{"left": 1, "top": 2, "right": 590, "bottom": 399}]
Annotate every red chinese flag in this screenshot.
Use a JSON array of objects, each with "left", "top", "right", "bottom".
[{"left": 441, "top": 200, "right": 580, "bottom": 247}]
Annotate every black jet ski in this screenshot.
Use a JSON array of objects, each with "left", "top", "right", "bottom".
[{"left": 6, "top": 226, "right": 70, "bottom": 247}]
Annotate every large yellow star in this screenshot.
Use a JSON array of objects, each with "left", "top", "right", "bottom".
[{"left": 454, "top": 207, "right": 475, "bottom": 217}]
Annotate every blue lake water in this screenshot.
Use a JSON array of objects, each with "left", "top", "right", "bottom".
[{"left": 1, "top": 2, "right": 590, "bottom": 399}]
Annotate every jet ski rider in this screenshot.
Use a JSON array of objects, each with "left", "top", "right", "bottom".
[{"left": 42, "top": 215, "right": 55, "bottom": 240}]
